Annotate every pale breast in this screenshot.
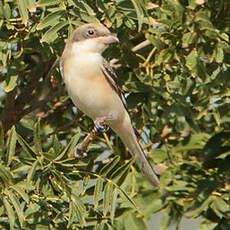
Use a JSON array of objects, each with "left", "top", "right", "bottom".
[{"left": 63, "top": 52, "right": 125, "bottom": 121}]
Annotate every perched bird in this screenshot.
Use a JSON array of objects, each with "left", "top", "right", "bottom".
[{"left": 60, "top": 23, "right": 160, "bottom": 188}]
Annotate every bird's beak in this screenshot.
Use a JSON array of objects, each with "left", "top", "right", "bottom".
[{"left": 97, "top": 35, "right": 119, "bottom": 45}]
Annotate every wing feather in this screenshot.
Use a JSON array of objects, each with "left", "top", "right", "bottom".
[{"left": 101, "top": 59, "right": 128, "bottom": 111}]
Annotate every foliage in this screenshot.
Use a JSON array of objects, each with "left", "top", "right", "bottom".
[{"left": 0, "top": 0, "right": 230, "bottom": 229}]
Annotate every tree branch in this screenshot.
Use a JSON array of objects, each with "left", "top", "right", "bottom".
[{"left": 3, "top": 57, "right": 56, "bottom": 133}]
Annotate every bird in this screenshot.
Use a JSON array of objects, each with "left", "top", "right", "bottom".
[{"left": 60, "top": 23, "right": 160, "bottom": 188}]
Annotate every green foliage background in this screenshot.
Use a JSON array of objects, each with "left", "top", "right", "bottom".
[{"left": 0, "top": 0, "right": 230, "bottom": 229}]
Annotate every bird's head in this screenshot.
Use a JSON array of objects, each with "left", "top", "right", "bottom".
[{"left": 69, "top": 23, "right": 119, "bottom": 53}]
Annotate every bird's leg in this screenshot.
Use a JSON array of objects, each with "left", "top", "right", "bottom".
[
  {"left": 74, "top": 116, "right": 113, "bottom": 158},
  {"left": 75, "top": 129, "right": 97, "bottom": 158}
]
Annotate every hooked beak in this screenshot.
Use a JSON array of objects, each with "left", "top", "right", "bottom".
[{"left": 97, "top": 35, "right": 119, "bottom": 45}]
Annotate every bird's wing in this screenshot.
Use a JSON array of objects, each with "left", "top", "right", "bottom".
[
  {"left": 101, "top": 59, "right": 143, "bottom": 139},
  {"left": 101, "top": 59, "right": 128, "bottom": 111}
]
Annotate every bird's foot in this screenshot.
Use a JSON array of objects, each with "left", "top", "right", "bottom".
[
  {"left": 74, "top": 129, "right": 97, "bottom": 158},
  {"left": 74, "top": 116, "right": 114, "bottom": 158},
  {"left": 94, "top": 116, "right": 114, "bottom": 133},
  {"left": 74, "top": 144, "right": 88, "bottom": 158}
]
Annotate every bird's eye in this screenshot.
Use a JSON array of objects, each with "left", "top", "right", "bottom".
[{"left": 87, "top": 29, "right": 94, "bottom": 35}]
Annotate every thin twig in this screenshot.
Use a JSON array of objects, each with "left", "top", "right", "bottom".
[
  {"left": 21, "top": 86, "right": 65, "bottom": 118},
  {"left": 110, "top": 39, "right": 152, "bottom": 66},
  {"left": 132, "top": 40, "right": 151, "bottom": 52}
]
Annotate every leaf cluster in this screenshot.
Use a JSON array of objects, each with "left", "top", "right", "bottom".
[{"left": 0, "top": 0, "right": 230, "bottom": 229}]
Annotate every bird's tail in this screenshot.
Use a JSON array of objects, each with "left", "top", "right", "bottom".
[{"left": 110, "top": 116, "right": 160, "bottom": 188}]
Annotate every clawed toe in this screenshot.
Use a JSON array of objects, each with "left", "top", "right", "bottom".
[
  {"left": 94, "top": 122, "right": 109, "bottom": 133},
  {"left": 74, "top": 145, "right": 88, "bottom": 158},
  {"left": 94, "top": 117, "right": 111, "bottom": 133}
]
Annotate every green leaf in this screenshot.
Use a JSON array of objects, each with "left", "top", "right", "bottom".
[
  {"left": 110, "top": 159, "right": 133, "bottom": 185},
  {"left": 68, "top": 201, "right": 74, "bottom": 228},
  {"left": 8, "top": 190, "right": 25, "bottom": 228},
  {"left": 3, "top": 197, "right": 15, "bottom": 230},
  {"left": 146, "top": 34, "right": 165, "bottom": 50},
  {"left": 182, "top": 32, "right": 196, "bottom": 48},
  {"left": 186, "top": 196, "right": 214, "bottom": 218},
  {"left": 37, "top": 11, "right": 63, "bottom": 30},
  {"left": 3, "top": 75, "right": 18, "bottom": 93},
  {"left": 118, "top": 188, "right": 138, "bottom": 210},
  {"left": 0, "top": 164, "right": 13, "bottom": 186},
  {"left": 94, "top": 177, "right": 103, "bottom": 209},
  {"left": 53, "top": 135, "right": 63, "bottom": 156},
  {"left": 70, "top": 0, "right": 95, "bottom": 15},
  {"left": 103, "top": 182, "right": 114, "bottom": 216},
  {"left": 211, "top": 196, "right": 229, "bottom": 214},
  {"left": 130, "top": 0, "right": 145, "bottom": 31},
  {"left": 124, "top": 212, "right": 148, "bottom": 230},
  {"left": 6, "top": 126, "right": 17, "bottom": 166},
  {"left": 37, "top": 0, "right": 61, "bottom": 7},
  {"left": 155, "top": 48, "right": 173, "bottom": 65},
  {"left": 17, "top": 0, "right": 28, "bottom": 25},
  {"left": 218, "top": 32, "right": 229, "bottom": 42},
  {"left": 198, "top": 220, "right": 218, "bottom": 230},
  {"left": 99, "top": 155, "right": 120, "bottom": 177},
  {"left": 27, "top": 160, "right": 39, "bottom": 182},
  {"left": 186, "top": 49, "right": 198, "bottom": 71},
  {"left": 24, "top": 0, "right": 36, "bottom": 12},
  {"left": 33, "top": 119, "right": 42, "bottom": 154},
  {"left": 110, "top": 187, "right": 118, "bottom": 224},
  {"left": 0, "top": 122, "right": 4, "bottom": 158},
  {"left": 159, "top": 206, "right": 171, "bottom": 230},
  {"left": 17, "top": 133, "right": 37, "bottom": 159},
  {"left": 40, "top": 21, "right": 68, "bottom": 43},
  {"left": 215, "top": 46, "right": 224, "bottom": 63},
  {"left": 3, "top": 3, "right": 11, "bottom": 19},
  {"left": 125, "top": 80, "right": 152, "bottom": 93},
  {"left": 0, "top": 1, "right": 4, "bottom": 17},
  {"left": 10, "top": 184, "right": 29, "bottom": 203},
  {"left": 203, "top": 131, "right": 230, "bottom": 161},
  {"left": 141, "top": 193, "right": 166, "bottom": 218},
  {"left": 54, "top": 133, "right": 80, "bottom": 161},
  {"left": 71, "top": 194, "right": 86, "bottom": 226}
]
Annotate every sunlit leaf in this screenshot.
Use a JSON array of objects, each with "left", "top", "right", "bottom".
[
  {"left": 54, "top": 133, "right": 80, "bottom": 161},
  {"left": 33, "top": 119, "right": 42, "bottom": 154},
  {"left": 10, "top": 184, "right": 29, "bottom": 203},
  {"left": 0, "top": 123, "right": 4, "bottom": 158},
  {"left": 37, "top": 0, "right": 61, "bottom": 7},
  {"left": 27, "top": 160, "right": 39, "bottom": 182},
  {"left": 0, "top": 164, "right": 13, "bottom": 186},
  {"left": 17, "top": 133, "right": 36, "bottom": 159},
  {"left": 24, "top": 0, "right": 36, "bottom": 12},
  {"left": 3, "top": 197, "right": 15, "bottom": 229},
  {"left": 110, "top": 159, "right": 133, "bottom": 186},
  {"left": 6, "top": 126, "right": 17, "bottom": 166},
  {"left": 17, "top": 0, "right": 28, "bottom": 25},
  {"left": 99, "top": 155, "right": 120, "bottom": 177},
  {"left": 94, "top": 177, "right": 103, "bottom": 209},
  {"left": 1, "top": 0, "right": 230, "bottom": 229},
  {"left": 8, "top": 190, "right": 25, "bottom": 228},
  {"left": 110, "top": 186, "right": 118, "bottom": 224},
  {"left": 103, "top": 181, "right": 114, "bottom": 216},
  {"left": 124, "top": 212, "right": 148, "bottom": 230},
  {"left": 3, "top": 75, "right": 18, "bottom": 93},
  {"left": 37, "top": 11, "right": 63, "bottom": 30},
  {"left": 71, "top": 194, "right": 86, "bottom": 226},
  {"left": 40, "top": 21, "right": 68, "bottom": 43}
]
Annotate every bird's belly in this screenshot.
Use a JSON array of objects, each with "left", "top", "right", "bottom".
[{"left": 65, "top": 74, "right": 123, "bottom": 121}]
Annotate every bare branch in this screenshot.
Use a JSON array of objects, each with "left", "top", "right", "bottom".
[{"left": 110, "top": 39, "right": 152, "bottom": 66}]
